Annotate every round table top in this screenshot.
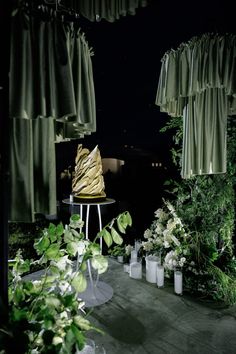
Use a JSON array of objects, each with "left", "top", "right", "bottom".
[{"left": 62, "top": 197, "right": 116, "bottom": 206}]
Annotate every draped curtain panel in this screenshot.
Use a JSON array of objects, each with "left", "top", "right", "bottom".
[
  {"left": 155, "top": 33, "right": 236, "bottom": 178},
  {"left": 63, "top": 0, "right": 149, "bottom": 22},
  {"left": 10, "top": 9, "right": 96, "bottom": 222}
]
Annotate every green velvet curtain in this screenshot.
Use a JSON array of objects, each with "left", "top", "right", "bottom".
[
  {"left": 155, "top": 33, "right": 236, "bottom": 178},
  {"left": 63, "top": 0, "right": 149, "bottom": 22},
  {"left": 10, "top": 9, "right": 96, "bottom": 222}
]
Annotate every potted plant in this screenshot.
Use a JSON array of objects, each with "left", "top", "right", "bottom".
[
  {"left": 0, "top": 211, "right": 132, "bottom": 353},
  {"left": 108, "top": 245, "right": 126, "bottom": 263}
]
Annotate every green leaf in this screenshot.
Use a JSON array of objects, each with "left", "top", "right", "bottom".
[
  {"left": 48, "top": 223, "right": 57, "bottom": 242},
  {"left": 79, "top": 261, "right": 87, "bottom": 272},
  {"left": 56, "top": 222, "right": 64, "bottom": 237},
  {"left": 62, "top": 294, "right": 75, "bottom": 307},
  {"left": 73, "top": 315, "right": 92, "bottom": 331},
  {"left": 103, "top": 229, "right": 113, "bottom": 248},
  {"left": 71, "top": 272, "right": 87, "bottom": 293},
  {"left": 70, "top": 214, "right": 83, "bottom": 229},
  {"left": 45, "top": 296, "right": 61, "bottom": 309},
  {"left": 71, "top": 229, "right": 81, "bottom": 238},
  {"left": 13, "top": 286, "right": 25, "bottom": 304},
  {"left": 42, "top": 274, "right": 58, "bottom": 286},
  {"left": 64, "top": 229, "right": 74, "bottom": 243},
  {"left": 117, "top": 215, "right": 126, "bottom": 234},
  {"left": 71, "top": 323, "right": 85, "bottom": 351},
  {"left": 17, "top": 259, "right": 31, "bottom": 274},
  {"left": 34, "top": 235, "right": 50, "bottom": 255},
  {"left": 23, "top": 281, "right": 34, "bottom": 294},
  {"left": 111, "top": 227, "right": 123, "bottom": 245},
  {"left": 124, "top": 211, "right": 132, "bottom": 226},
  {"left": 89, "top": 243, "right": 100, "bottom": 256},
  {"left": 49, "top": 265, "right": 60, "bottom": 275},
  {"left": 70, "top": 214, "right": 81, "bottom": 222},
  {"left": 11, "top": 306, "right": 28, "bottom": 321},
  {"left": 67, "top": 241, "right": 78, "bottom": 257},
  {"left": 64, "top": 328, "right": 76, "bottom": 353},
  {"left": 45, "top": 244, "right": 60, "bottom": 260},
  {"left": 91, "top": 255, "right": 108, "bottom": 274}
]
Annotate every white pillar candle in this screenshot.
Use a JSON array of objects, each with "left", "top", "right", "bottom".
[
  {"left": 130, "top": 262, "right": 142, "bottom": 279},
  {"left": 156, "top": 264, "right": 164, "bottom": 288},
  {"left": 117, "top": 255, "right": 124, "bottom": 263},
  {"left": 123, "top": 264, "right": 130, "bottom": 273},
  {"left": 130, "top": 250, "right": 138, "bottom": 263},
  {"left": 69, "top": 194, "right": 74, "bottom": 202},
  {"left": 134, "top": 240, "right": 142, "bottom": 252},
  {"left": 145, "top": 255, "right": 159, "bottom": 283},
  {"left": 174, "top": 270, "right": 183, "bottom": 295}
]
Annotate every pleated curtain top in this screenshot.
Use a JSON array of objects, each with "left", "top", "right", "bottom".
[
  {"left": 67, "top": 0, "right": 149, "bottom": 22},
  {"left": 155, "top": 33, "right": 236, "bottom": 178}
]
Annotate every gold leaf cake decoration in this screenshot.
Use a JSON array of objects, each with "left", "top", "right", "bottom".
[{"left": 72, "top": 144, "right": 106, "bottom": 202}]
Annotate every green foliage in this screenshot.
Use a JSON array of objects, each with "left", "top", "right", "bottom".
[
  {"left": 160, "top": 115, "right": 236, "bottom": 305},
  {"left": 108, "top": 244, "right": 126, "bottom": 257},
  {"left": 0, "top": 211, "right": 132, "bottom": 353}
]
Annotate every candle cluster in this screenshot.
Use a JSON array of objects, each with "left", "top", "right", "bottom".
[{"left": 121, "top": 239, "right": 183, "bottom": 295}]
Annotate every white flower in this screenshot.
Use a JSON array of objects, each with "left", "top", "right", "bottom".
[
  {"left": 164, "top": 250, "right": 178, "bottom": 270},
  {"left": 153, "top": 238, "right": 163, "bottom": 246},
  {"left": 142, "top": 241, "right": 153, "bottom": 252},
  {"left": 144, "top": 229, "right": 152, "bottom": 239},
  {"left": 77, "top": 240, "right": 89, "bottom": 256},
  {"left": 174, "top": 216, "right": 183, "bottom": 226},
  {"left": 167, "top": 219, "right": 176, "bottom": 231},
  {"left": 172, "top": 260, "right": 177, "bottom": 267},
  {"left": 179, "top": 257, "right": 186, "bottom": 267},
  {"left": 125, "top": 244, "right": 133, "bottom": 255},
  {"left": 58, "top": 280, "right": 72, "bottom": 294},
  {"left": 164, "top": 240, "right": 170, "bottom": 248},
  {"left": 171, "top": 235, "right": 181, "bottom": 247},
  {"left": 154, "top": 208, "right": 168, "bottom": 222},
  {"left": 163, "top": 229, "right": 169, "bottom": 238},
  {"left": 166, "top": 201, "right": 175, "bottom": 213},
  {"left": 53, "top": 336, "right": 63, "bottom": 345},
  {"left": 154, "top": 208, "right": 163, "bottom": 218},
  {"left": 154, "top": 224, "right": 164, "bottom": 235},
  {"left": 51, "top": 255, "right": 72, "bottom": 271}
]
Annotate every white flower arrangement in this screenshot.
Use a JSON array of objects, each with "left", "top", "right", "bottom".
[{"left": 142, "top": 199, "right": 191, "bottom": 273}]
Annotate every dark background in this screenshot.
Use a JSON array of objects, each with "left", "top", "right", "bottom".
[{"left": 56, "top": 0, "right": 235, "bottom": 237}]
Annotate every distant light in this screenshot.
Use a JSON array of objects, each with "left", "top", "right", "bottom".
[{"left": 151, "top": 162, "right": 162, "bottom": 168}]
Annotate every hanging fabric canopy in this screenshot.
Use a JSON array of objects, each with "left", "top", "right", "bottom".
[
  {"left": 9, "top": 8, "right": 96, "bottom": 222},
  {"left": 155, "top": 33, "right": 236, "bottom": 178},
  {"left": 63, "top": 0, "right": 149, "bottom": 22}
]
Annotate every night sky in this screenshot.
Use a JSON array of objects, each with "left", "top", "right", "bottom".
[{"left": 55, "top": 0, "right": 235, "bottom": 233}]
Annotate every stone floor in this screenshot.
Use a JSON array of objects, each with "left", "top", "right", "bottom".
[
  {"left": 84, "top": 258, "right": 236, "bottom": 354},
  {"left": 25, "top": 257, "right": 236, "bottom": 354}
]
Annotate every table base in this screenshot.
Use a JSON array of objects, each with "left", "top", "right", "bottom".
[{"left": 78, "top": 280, "right": 113, "bottom": 308}]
